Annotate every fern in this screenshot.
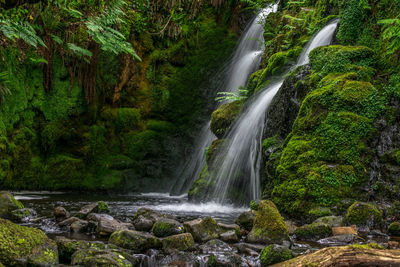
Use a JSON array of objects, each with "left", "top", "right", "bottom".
[
  {"left": 67, "top": 43, "right": 93, "bottom": 62},
  {"left": 215, "top": 87, "right": 249, "bottom": 102},
  {"left": 0, "top": 71, "right": 11, "bottom": 103},
  {"left": 379, "top": 18, "right": 400, "bottom": 56},
  {"left": 0, "top": 19, "right": 45, "bottom": 48}
]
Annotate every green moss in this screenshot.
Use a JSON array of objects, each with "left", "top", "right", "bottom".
[
  {"left": 345, "top": 201, "right": 382, "bottom": 226},
  {"left": 260, "top": 245, "right": 294, "bottom": 267},
  {"left": 161, "top": 233, "right": 194, "bottom": 251},
  {"left": 97, "top": 201, "right": 110, "bottom": 213},
  {"left": 294, "top": 222, "right": 332, "bottom": 241},
  {"left": 388, "top": 222, "right": 400, "bottom": 236},
  {"left": 349, "top": 243, "right": 384, "bottom": 250},
  {"left": 210, "top": 101, "right": 242, "bottom": 138},
  {"left": 116, "top": 108, "right": 141, "bottom": 132},
  {"left": 308, "top": 207, "right": 332, "bottom": 219}
]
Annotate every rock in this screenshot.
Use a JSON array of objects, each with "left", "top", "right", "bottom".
[
  {"left": 285, "top": 220, "right": 298, "bottom": 235},
  {"left": 0, "top": 218, "right": 58, "bottom": 266},
  {"left": 97, "top": 201, "right": 110, "bottom": 213},
  {"left": 271, "top": 244, "right": 400, "bottom": 266},
  {"left": 247, "top": 200, "right": 289, "bottom": 244},
  {"left": 308, "top": 207, "right": 333, "bottom": 220},
  {"left": 162, "top": 233, "right": 195, "bottom": 251},
  {"left": 54, "top": 206, "right": 70, "bottom": 222},
  {"left": 388, "top": 222, "right": 400, "bottom": 236},
  {"left": 71, "top": 249, "right": 132, "bottom": 267},
  {"left": 235, "top": 210, "right": 256, "bottom": 231},
  {"left": 0, "top": 191, "right": 24, "bottom": 219},
  {"left": 109, "top": 229, "right": 161, "bottom": 253},
  {"left": 294, "top": 222, "right": 332, "bottom": 241},
  {"left": 56, "top": 236, "right": 111, "bottom": 263},
  {"left": 317, "top": 234, "right": 363, "bottom": 247},
  {"left": 184, "top": 217, "right": 220, "bottom": 243},
  {"left": 10, "top": 208, "right": 36, "bottom": 222},
  {"left": 199, "top": 239, "right": 235, "bottom": 254},
  {"left": 76, "top": 203, "right": 99, "bottom": 219},
  {"left": 87, "top": 213, "right": 114, "bottom": 222},
  {"left": 345, "top": 201, "right": 382, "bottom": 228},
  {"left": 132, "top": 215, "right": 154, "bottom": 231},
  {"left": 233, "top": 242, "right": 265, "bottom": 253},
  {"left": 70, "top": 219, "right": 89, "bottom": 233},
  {"left": 220, "top": 230, "right": 239, "bottom": 243},
  {"left": 332, "top": 225, "right": 357, "bottom": 236},
  {"left": 290, "top": 243, "right": 314, "bottom": 256},
  {"left": 152, "top": 218, "right": 183, "bottom": 238},
  {"left": 97, "top": 216, "right": 128, "bottom": 236},
  {"left": 210, "top": 100, "right": 242, "bottom": 138},
  {"left": 218, "top": 223, "right": 240, "bottom": 233},
  {"left": 59, "top": 216, "right": 80, "bottom": 227},
  {"left": 388, "top": 241, "right": 400, "bottom": 249},
  {"left": 314, "top": 216, "right": 344, "bottom": 227},
  {"left": 260, "top": 244, "right": 294, "bottom": 267}
]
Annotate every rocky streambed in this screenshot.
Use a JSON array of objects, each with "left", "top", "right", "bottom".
[{"left": 1, "top": 191, "right": 400, "bottom": 266}]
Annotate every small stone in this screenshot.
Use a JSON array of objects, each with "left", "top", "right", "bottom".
[
  {"left": 133, "top": 215, "right": 154, "bottom": 232},
  {"left": 70, "top": 219, "right": 89, "bottom": 233},
  {"left": 59, "top": 217, "right": 80, "bottom": 227},
  {"left": 152, "top": 218, "right": 183, "bottom": 238},
  {"left": 332, "top": 225, "right": 357, "bottom": 236},
  {"left": 220, "top": 230, "right": 239, "bottom": 243},
  {"left": 54, "top": 206, "right": 70, "bottom": 222}
]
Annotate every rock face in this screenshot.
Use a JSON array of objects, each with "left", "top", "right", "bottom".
[
  {"left": 152, "top": 218, "right": 183, "bottom": 238},
  {"left": 0, "top": 191, "right": 24, "bottom": 219},
  {"left": 161, "top": 233, "right": 195, "bottom": 251},
  {"left": 345, "top": 202, "right": 382, "bottom": 228},
  {"left": 109, "top": 230, "right": 161, "bottom": 253},
  {"left": 272, "top": 244, "right": 400, "bottom": 267},
  {"left": 210, "top": 100, "right": 242, "bottom": 138},
  {"left": 235, "top": 211, "right": 256, "bottom": 231},
  {"left": 183, "top": 217, "right": 220, "bottom": 243},
  {"left": 0, "top": 218, "right": 58, "bottom": 266},
  {"left": 247, "top": 200, "right": 289, "bottom": 244}
]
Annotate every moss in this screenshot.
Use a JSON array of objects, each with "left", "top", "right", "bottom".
[
  {"left": 210, "top": 100, "right": 242, "bottom": 138},
  {"left": 146, "top": 120, "right": 175, "bottom": 133},
  {"left": 388, "top": 222, "right": 400, "bottom": 236},
  {"left": 349, "top": 243, "right": 384, "bottom": 250},
  {"left": 294, "top": 222, "right": 332, "bottom": 241},
  {"left": 345, "top": 201, "right": 382, "bottom": 226},
  {"left": 308, "top": 207, "right": 333, "bottom": 220},
  {"left": 260, "top": 245, "right": 294, "bottom": 267},
  {"left": 161, "top": 233, "right": 194, "bottom": 251},
  {"left": 116, "top": 108, "right": 141, "bottom": 132},
  {"left": 188, "top": 164, "right": 213, "bottom": 201},
  {"left": 97, "top": 201, "right": 110, "bottom": 213}
]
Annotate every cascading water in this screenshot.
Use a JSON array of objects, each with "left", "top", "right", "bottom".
[
  {"left": 206, "top": 19, "right": 339, "bottom": 205},
  {"left": 171, "top": 4, "right": 279, "bottom": 195}
]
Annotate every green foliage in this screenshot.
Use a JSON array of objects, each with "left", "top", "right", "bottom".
[
  {"left": 378, "top": 18, "right": 400, "bottom": 57},
  {"left": 215, "top": 87, "right": 248, "bottom": 102},
  {"left": 260, "top": 245, "right": 293, "bottom": 267},
  {"left": 345, "top": 201, "right": 382, "bottom": 226},
  {"left": 0, "top": 19, "right": 45, "bottom": 48},
  {"left": 337, "top": 0, "right": 369, "bottom": 44}
]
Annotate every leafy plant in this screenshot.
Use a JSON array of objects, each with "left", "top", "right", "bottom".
[
  {"left": 215, "top": 86, "right": 248, "bottom": 102},
  {"left": 0, "top": 19, "right": 45, "bottom": 48},
  {"left": 379, "top": 18, "right": 400, "bottom": 57}
]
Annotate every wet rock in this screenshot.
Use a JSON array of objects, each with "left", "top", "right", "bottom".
[
  {"left": 97, "top": 216, "right": 128, "bottom": 236},
  {"left": 59, "top": 216, "right": 80, "bottom": 227},
  {"left": 133, "top": 215, "right": 154, "bottom": 232},
  {"left": 388, "top": 241, "right": 400, "bottom": 249},
  {"left": 345, "top": 202, "right": 382, "bottom": 228},
  {"left": 199, "top": 239, "right": 235, "bottom": 254},
  {"left": 332, "top": 225, "right": 357, "bottom": 236},
  {"left": 152, "top": 218, "right": 184, "bottom": 238},
  {"left": 314, "top": 216, "right": 344, "bottom": 227},
  {"left": 10, "top": 208, "right": 36, "bottom": 222},
  {"left": 184, "top": 217, "right": 220, "bottom": 243},
  {"left": 109, "top": 229, "right": 161, "bottom": 253},
  {"left": 162, "top": 233, "right": 195, "bottom": 251},
  {"left": 70, "top": 219, "right": 89, "bottom": 233},
  {"left": 76, "top": 203, "right": 99, "bottom": 219},
  {"left": 285, "top": 220, "right": 298, "bottom": 235},
  {"left": 235, "top": 210, "right": 255, "bottom": 231},
  {"left": 290, "top": 243, "right": 314, "bottom": 256},
  {"left": 206, "top": 253, "right": 245, "bottom": 267},
  {"left": 0, "top": 218, "right": 58, "bottom": 266},
  {"left": 71, "top": 249, "right": 132, "bottom": 267},
  {"left": 218, "top": 223, "right": 240, "bottom": 233},
  {"left": 233, "top": 242, "right": 265, "bottom": 253},
  {"left": 388, "top": 222, "right": 400, "bottom": 236},
  {"left": 247, "top": 200, "right": 289, "bottom": 244},
  {"left": 132, "top": 208, "right": 169, "bottom": 231},
  {"left": 87, "top": 213, "right": 114, "bottom": 222},
  {"left": 54, "top": 206, "right": 70, "bottom": 222},
  {"left": 220, "top": 230, "right": 239, "bottom": 243},
  {"left": 317, "top": 234, "right": 363, "bottom": 247},
  {"left": 210, "top": 100, "right": 242, "bottom": 139},
  {"left": 260, "top": 244, "right": 294, "bottom": 267},
  {"left": 0, "top": 191, "right": 24, "bottom": 219},
  {"left": 295, "top": 222, "right": 332, "bottom": 241}
]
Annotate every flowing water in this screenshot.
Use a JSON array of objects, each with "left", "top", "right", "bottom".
[
  {"left": 171, "top": 4, "right": 279, "bottom": 195},
  {"left": 206, "top": 19, "right": 339, "bottom": 205}
]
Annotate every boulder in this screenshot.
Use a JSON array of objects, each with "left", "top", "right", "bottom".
[
  {"left": 152, "top": 218, "right": 184, "bottom": 238},
  {"left": 109, "top": 230, "right": 161, "bottom": 253},
  {"left": 59, "top": 216, "right": 80, "bottom": 227},
  {"left": 271, "top": 244, "right": 400, "bottom": 266},
  {"left": 132, "top": 208, "right": 167, "bottom": 231},
  {"left": 260, "top": 244, "right": 294, "bottom": 267},
  {"left": 54, "top": 206, "right": 70, "bottom": 222},
  {"left": 199, "top": 239, "right": 235, "bottom": 254},
  {"left": 388, "top": 222, "right": 400, "bottom": 237},
  {"left": 0, "top": 191, "right": 24, "bottom": 219},
  {"left": 183, "top": 217, "right": 220, "bottom": 243},
  {"left": 233, "top": 242, "right": 265, "bottom": 253},
  {"left": 210, "top": 100, "right": 242, "bottom": 138},
  {"left": 162, "top": 233, "right": 195, "bottom": 251},
  {"left": 235, "top": 211, "right": 256, "bottom": 231},
  {"left": 332, "top": 225, "right": 357, "bottom": 236},
  {"left": 132, "top": 215, "right": 154, "bottom": 231},
  {"left": 294, "top": 222, "right": 332, "bottom": 241},
  {"left": 218, "top": 223, "right": 240, "bottom": 233},
  {"left": 345, "top": 202, "right": 382, "bottom": 228},
  {"left": 314, "top": 216, "right": 344, "bottom": 228},
  {"left": 10, "top": 208, "right": 36, "bottom": 222},
  {"left": 97, "top": 216, "right": 128, "bottom": 236},
  {"left": 70, "top": 219, "right": 89, "bottom": 233},
  {"left": 0, "top": 218, "right": 58, "bottom": 266},
  {"left": 220, "top": 230, "right": 239, "bottom": 243},
  {"left": 71, "top": 249, "right": 132, "bottom": 267},
  {"left": 76, "top": 203, "right": 99, "bottom": 219},
  {"left": 316, "top": 234, "right": 363, "bottom": 247},
  {"left": 247, "top": 200, "right": 289, "bottom": 244}
]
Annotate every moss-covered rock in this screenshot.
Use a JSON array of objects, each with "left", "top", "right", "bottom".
[
  {"left": 152, "top": 218, "right": 184, "bottom": 238},
  {"left": 388, "top": 222, "right": 400, "bottom": 237},
  {"left": 210, "top": 101, "right": 242, "bottom": 138},
  {"left": 162, "top": 233, "right": 195, "bottom": 251},
  {"left": 294, "top": 222, "right": 332, "bottom": 241},
  {"left": 314, "top": 216, "right": 344, "bottom": 228},
  {"left": 235, "top": 210, "right": 256, "bottom": 231},
  {"left": 0, "top": 218, "right": 58, "bottom": 266},
  {"left": 247, "top": 200, "right": 288, "bottom": 244},
  {"left": 109, "top": 230, "right": 161, "bottom": 253},
  {"left": 0, "top": 191, "right": 24, "bottom": 219},
  {"left": 183, "top": 217, "right": 220, "bottom": 243},
  {"left": 71, "top": 248, "right": 133, "bottom": 267},
  {"left": 345, "top": 202, "right": 382, "bottom": 227},
  {"left": 260, "top": 244, "right": 294, "bottom": 267},
  {"left": 97, "top": 201, "right": 110, "bottom": 213}
]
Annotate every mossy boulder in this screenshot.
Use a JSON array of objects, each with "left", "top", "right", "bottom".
[
  {"left": 260, "top": 244, "right": 294, "bottom": 267},
  {"left": 294, "top": 222, "right": 332, "bottom": 241},
  {"left": 0, "top": 218, "right": 58, "bottom": 266},
  {"left": 71, "top": 248, "right": 132, "bottom": 267},
  {"left": 314, "top": 216, "right": 344, "bottom": 228},
  {"left": 210, "top": 101, "right": 242, "bottom": 138},
  {"left": 11, "top": 208, "right": 36, "bottom": 222},
  {"left": 247, "top": 200, "right": 289, "bottom": 244},
  {"left": 308, "top": 207, "right": 333, "bottom": 221},
  {"left": 161, "top": 233, "right": 195, "bottom": 251},
  {"left": 345, "top": 202, "right": 382, "bottom": 227},
  {"left": 388, "top": 222, "right": 400, "bottom": 237},
  {"left": 183, "top": 217, "right": 220, "bottom": 243},
  {"left": 116, "top": 108, "right": 141, "bottom": 132},
  {"left": 0, "top": 191, "right": 24, "bottom": 219},
  {"left": 152, "top": 218, "right": 184, "bottom": 238},
  {"left": 109, "top": 230, "right": 161, "bottom": 253},
  {"left": 235, "top": 210, "right": 256, "bottom": 231}
]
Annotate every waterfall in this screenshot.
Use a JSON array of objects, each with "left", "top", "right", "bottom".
[
  {"left": 171, "top": 4, "right": 279, "bottom": 195},
  {"left": 206, "top": 19, "right": 339, "bottom": 205}
]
